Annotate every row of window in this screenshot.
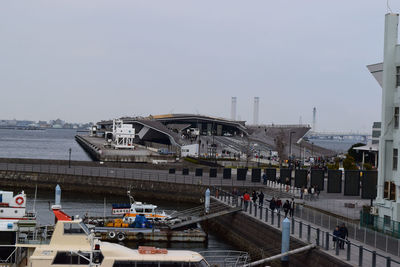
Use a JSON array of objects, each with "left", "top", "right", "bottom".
[{"left": 53, "top": 251, "right": 104, "bottom": 265}]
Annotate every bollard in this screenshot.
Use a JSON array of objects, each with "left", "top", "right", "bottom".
[
  {"left": 249, "top": 202, "right": 252, "bottom": 214},
  {"left": 281, "top": 218, "right": 291, "bottom": 263},
  {"left": 205, "top": 188, "right": 210, "bottom": 214},
  {"left": 387, "top": 257, "right": 391, "bottom": 267},
  {"left": 299, "top": 221, "right": 303, "bottom": 239},
  {"left": 307, "top": 224, "right": 311, "bottom": 243},
  {"left": 278, "top": 213, "right": 281, "bottom": 228},
  {"left": 236, "top": 197, "right": 239, "bottom": 207},
  {"left": 265, "top": 208, "right": 268, "bottom": 222},
  {"left": 359, "top": 246, "right": 363, "bottom": 266},
  {"left": 55, "top": 184, "right": 61, "bottom": 206},
  {"left": 241, "top": 198, "right": 243, "bottom": 209},
  {"left": 291, "top": 217, "right": 295, "bottom": 234},
  {"left": 259, "top": 206, "right": 263, "bottom": 219},
  {"left": 271, "top": 210, "right": 275, "bottom": 225},
  {"left": 316, "top": 228, "right": 320, "bottom": 246},
  {"left": 254, "top": 203, "right": 257, "bottom": 217},
  {"left": 336, "top": 240, "right": 339, "bottom": 255},
  {"left": 372, "top": 251, "right": 376, "bottom": 267},
  {"left": 325, "top": 232, "right": 329, "bottom": 250},
  {"left": 224, "top": 192, "right": 226, "bottom": 202},
  {"left": 347, "top": 240, "right": 351, "bottom": 261}
]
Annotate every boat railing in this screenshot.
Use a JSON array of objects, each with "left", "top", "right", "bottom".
[{"left": 200, "top": 250, "right": 250, "bottom": 267}]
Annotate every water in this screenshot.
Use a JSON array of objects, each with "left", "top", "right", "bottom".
[{"left": 0, "top": 128, "right": 91, "bottom": 161}]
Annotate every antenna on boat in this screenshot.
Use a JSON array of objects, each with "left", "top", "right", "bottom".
[
  {"left": 33, "top": 184, "right": 38, "bottom": 213},
  {"left": 127, "top": 190, "right": 134, "bottom": 205}
]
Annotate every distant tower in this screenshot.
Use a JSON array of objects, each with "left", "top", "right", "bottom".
[
  {"left": 253, "top": 97, "right": 259, "bottom": 125},
  {"left": 231, "top": 97, "right": 237, "bottom": 120},
  {"left": 312, "top": 107, "right": 316, "bottom": 132}
]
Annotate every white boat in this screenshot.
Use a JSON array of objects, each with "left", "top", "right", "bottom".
[
  {"left": 112, "top": 191, "right": 170, "bottom": 222},
  {"left": 17, "top": 208, "right": 209, "bottom": 267}
]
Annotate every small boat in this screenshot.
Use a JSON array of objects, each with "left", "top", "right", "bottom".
[
  {"left": 17, "top": 208, "right": 210, "bottom": 267},
  {"left": 112, "top": 191, "right": 170, "bottom": 222}
]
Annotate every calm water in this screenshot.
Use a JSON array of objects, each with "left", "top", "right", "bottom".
[{"left": 0, "top": 128, "right": 91, "bottom": 161}]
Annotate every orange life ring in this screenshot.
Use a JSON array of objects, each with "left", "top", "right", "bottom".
[{"left": 15, "top": 197, "right": 24, "bottom": 205}]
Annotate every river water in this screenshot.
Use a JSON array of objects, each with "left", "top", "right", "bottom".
[{"left": 0, "top": 128, "right": 233, "bottom": 251}]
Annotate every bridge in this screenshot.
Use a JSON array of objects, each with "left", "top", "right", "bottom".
[{"left": 306, "top": 131, "right": 371, "bottom": 143}]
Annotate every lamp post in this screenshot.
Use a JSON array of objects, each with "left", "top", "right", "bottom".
[
  {"left": 289, "top": 131, "right": 295, "bottom": 168},
  {"left": 68, "top": 148, "right": 72, "bottom": 168}
]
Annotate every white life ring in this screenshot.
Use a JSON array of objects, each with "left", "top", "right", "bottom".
[
  {"left": 108, "top": 231, "right": 116, "bottom": 239},
  {"left": 15, "top": 197, "right": 24, "bottom": 206},
  {"left": 117, "top": 232, "right": 126, "bottom": 242}
]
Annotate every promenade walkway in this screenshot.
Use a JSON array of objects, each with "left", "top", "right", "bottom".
[{"left": 213, "top": 190, "right": 400, "bottom": 267}]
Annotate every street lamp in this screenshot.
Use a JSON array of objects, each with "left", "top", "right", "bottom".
[
  {"left": 68, "top": 148, "right": 72, "bottom": 168},
  {"left": 289, "top": 131, "right": 295, "bottom": 167}
]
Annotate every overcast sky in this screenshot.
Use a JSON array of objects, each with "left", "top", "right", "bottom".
[{"left": 0, "top": 1, "right": 398, "bottom": 132}]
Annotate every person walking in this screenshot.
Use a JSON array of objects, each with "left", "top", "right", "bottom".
[
  {"left": 243, "top": 192, "right": 250, "bottom": 212},
  {"left": 339, "top": 223, "right": 349, "bottom": 249},
  {"left": 283, "top": 200, "right": 290, "bottom": 217},
  {"left": 333, "top": 226, "right": 340, "bottom": 249},
  {"left": 252, "top": 191, "right": 257, "bottom": 203},
  {"left": 258, "top": 191, "right": 264, "bottom": 207},
  {"left": 276, "top": 198, "right": 282, "bottom": 214},
  {"left": 289, "top": 198, "right": 295, "bottom": 217},
  {"left": 269, "top": 197, "right": 276, "bottom": 212}
]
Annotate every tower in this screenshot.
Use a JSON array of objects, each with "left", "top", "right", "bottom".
[
  {"left": 253, "top": 97, "right": 259, "bottom": 125},
  {"left": 313, "top": 107, "right": 317, "bottom": 132},
  {"left": 231, "top": 97, "right": 237, "bottom": 121}
]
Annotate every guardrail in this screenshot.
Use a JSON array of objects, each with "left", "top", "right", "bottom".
[{"left": 212, "top": 188, "right": 400, "bottom": 267}]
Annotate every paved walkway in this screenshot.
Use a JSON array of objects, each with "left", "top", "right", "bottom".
[{"left": 213, "top": 194, "right": 400, "bottom": 267}]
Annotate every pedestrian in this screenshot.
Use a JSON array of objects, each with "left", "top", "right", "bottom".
[
  {"left": 300, "top": 186, "right": 304, "bottom": 199},
  {"left": 333, "top": 226, "right": 340, "bottom": 249},
  {"left": 252, "top": 190, "right": 257, "bottom": 203},
  {"left": 243, "top": 192, "right": 250, "bottom": 212},
  {"left": 258, "top": 191, "right": 264, "bottom": 207},
  {"left": 315, "top": 184, "right": 320, "bottom": 199},
  {"left": 283, "top": 200, "right": 290, "bottom": 217},
  {"left": 262, "top": 173, "right": 267, "bottom": 184},
  {"left": 303, "top": 187, "right": 308, "bottom": 200},
  {"left": 289, "top": 198, "right": 295, "bottom": 217},
  {"left": 339, "top": 223, "right": 348, "bottom": 249},
  {"left": 269, "top": 197, "right": 276, "bottom": 212},
  {"left": 276, "top": 198, "right": 282, "bottom": 213},
  {"left": 310, "top": 186, "right": 315, "bottom": 201}
]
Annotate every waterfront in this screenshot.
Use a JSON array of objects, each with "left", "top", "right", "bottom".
[{"left": 0, "top": 128, "right": 91, "bottom": 161}]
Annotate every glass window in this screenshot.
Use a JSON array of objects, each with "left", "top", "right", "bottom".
[
  {"left": 384, "top": 181, "right": 390, "bottom": 199},
  {"left": 395, "top": 107, "right": 399, "bottom": 129},
  {"left": 64, "top": 223, "right": 86, "bottom": 235},
  {"left": 384, "top": 215, "right": 391, "bottom": 226},
  {"left": 53, "top": 252, "right": 90, "bottom": 265},
  {"left": 144, "top": 209, "right": 153, "bottom": 213},
  {"left": 393, "top": 148, "right": 398, "bottom": 170},
  {"left": 397, "top": 67, "right": 400, "bottom": 87},
  {"left": 136, "top": 209, "right": 144, "bottom": 213}
]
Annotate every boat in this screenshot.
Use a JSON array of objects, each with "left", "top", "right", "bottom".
[
  {"left": 112, "top": 191, "right": 170, "bottom": 222},
  {"left": 0, "top": 190, "right": 36, "bottom": 266},
  {"left": 17, "top": 208, "right": 210, "bottom": 267}
]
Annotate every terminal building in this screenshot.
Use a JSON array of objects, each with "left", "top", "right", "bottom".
[{"left": 369, "top": 13, "right": 400, "bottom": 224}]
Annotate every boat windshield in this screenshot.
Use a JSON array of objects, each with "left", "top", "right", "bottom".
[{"left": 79, "top": 222, "right": 90, "bottom": 235}]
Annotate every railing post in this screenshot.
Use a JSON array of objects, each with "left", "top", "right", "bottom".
[
  {"left": 359, "top": 246, "right": 363, "bottom": 266},
  {"left": 347, "top": 240, "right": 351, "bottom": 261},
  {"left": 265, "top": 207, "right": 268, "bottom": 222},
  {"left": 316, "top": 228, "right": 320, "bottom": 246},
  {"left": 254, "top": 203, "right": 257, "bottom": 217},
  {"left": 299, "top": 221, "right": 303, "bottom": 239},
  {"left": 278, "top": 213, "right": 281, "bottom": 228},
  {"left": 325, "top": 232, "right": 329, "bottom": 250},
  {"left": 372, "top": 251, "right": 376, "bottom": 267},
  {"left": 307, "top": 224, "right": 311, "bottom": 243},
  {"left": 291, "top": 217, "right": 295, "bottom": 234},
  {"left": 249, "top": 202, "right": 252, "bottom": 215},
  {"left": 271, "top": 210, "right": 275, "bottom": 225},
  {"left": 387, "top": 257, "right": 391, "bottom": 267},
  {"left": 336, "top": 240, "right": 340, "bottom": 255}
]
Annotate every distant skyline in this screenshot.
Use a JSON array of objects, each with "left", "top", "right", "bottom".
[{"left": 0, "top": 1, "right": 398, "bottom": 132}]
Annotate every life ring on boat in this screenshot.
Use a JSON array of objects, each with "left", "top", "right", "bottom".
[
  {"left": 108, "top": 231, "right": 116, "bottom": 239},
  {"left": 15, "top": 197, "right": 24, "bottom": 206},
  {"left": 117, "top": 232, "right": 126, "bottom": 242}
]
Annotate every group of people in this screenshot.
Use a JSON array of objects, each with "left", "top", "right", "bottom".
[
  {"left": 242, "top": 190, "right": 265, "bottom": 211},
  {"left": 269, "top": 197, "right": 295, "bottom": 218},
  {"left": 333, "top": 223, "right": 349, "bottom": 249},
  {"left": 300, "top": 185, "right": 320, "bottom": 201}
]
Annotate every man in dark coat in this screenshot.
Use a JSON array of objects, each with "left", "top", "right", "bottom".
[
  {"left": 339, "top": 223, "right": 348, "bottom": 249},
  {"left": 258, "top": 191, "right": 264, "bottom": 206}
]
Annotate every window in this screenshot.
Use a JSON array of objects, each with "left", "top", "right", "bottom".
[
  {"left": 384, "top": 181, "right": 390, "bottom": 199},
  {"left": 64, "top": 223, "right": 87, "bottom": 235},
  {"left": 393, "top": 148, "right": 398, "bottom": 170},
  {"left": 395, "top": 107, "right": 399, "bottom": 129},
  {"left": 397, "top": 67, "right": 400, "bottom": 87},
  {"left": 390, "top": 182, "right": 396, "bottom": 201},
  {"left": 145, "top": 209, "right": 153, "bottom": 213},
  {"left": 384, "top": 215, "right": 391, "bottom": 226},
  {"left": 136, "top": 208, "right": 144, "bottom": 213},
  {"left": 52, "top": 252, "right": 90, "bottom": 265}
]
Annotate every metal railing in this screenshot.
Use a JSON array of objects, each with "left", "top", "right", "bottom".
[{"left": 212, "top": 189, "right": 400, "bottom": 267}]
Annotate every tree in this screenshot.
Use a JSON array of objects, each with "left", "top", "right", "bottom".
[
  {"left": 343, "top": 154, "right": 358, "bottom": 170},
  {"left": 348, "top": 143, "right": 366, "bottom": 163}
]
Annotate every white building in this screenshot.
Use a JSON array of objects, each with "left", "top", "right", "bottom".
[{"left": 373, "top": 13, "right": 400, "bottom": 223}]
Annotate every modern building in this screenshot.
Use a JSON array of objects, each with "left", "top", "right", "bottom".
[{"left": 369, "top": 13, "right": 400, "bottom": 223}]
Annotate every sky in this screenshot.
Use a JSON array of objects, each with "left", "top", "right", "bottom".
[{"left": 0, "top": 1, "right": 398, "bottom": 132}]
